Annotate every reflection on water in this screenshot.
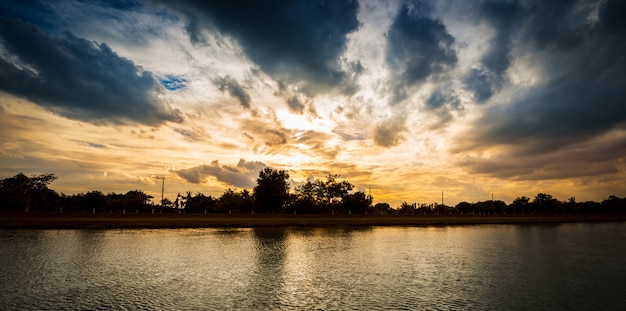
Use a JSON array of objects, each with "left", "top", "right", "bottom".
[
  {"left": 1, "top": 223, "right": 625, "bottom": 310},
  {"left": 246, "top": 228, "right": 288, "bottom": 309}
]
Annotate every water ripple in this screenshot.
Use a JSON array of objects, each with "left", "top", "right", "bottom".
[{"left": 1, "top": 224, "right": 625, "bottom": 310}]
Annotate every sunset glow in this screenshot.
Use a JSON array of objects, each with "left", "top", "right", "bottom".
[{"left": 1, "top": 0, "right": 625, "bottom": 206}]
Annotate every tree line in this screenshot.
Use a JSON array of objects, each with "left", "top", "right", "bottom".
[
  {"left": 396, "top": 193, "right": 626, "bottom": 215},
  {"left": 1, "top": 170, "right": 624, "bottom": 215}
]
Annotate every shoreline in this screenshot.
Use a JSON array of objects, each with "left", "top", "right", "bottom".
[{"left": 1, "top": 212, "right": 625, "bottom": 229}]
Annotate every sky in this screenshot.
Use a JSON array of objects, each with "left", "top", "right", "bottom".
[{"left": 1, "top": 0, "right": 625, "bottom": 207}]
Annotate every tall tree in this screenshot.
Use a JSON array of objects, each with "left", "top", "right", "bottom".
[
  {"left": 533, "top": 193, "right": 558, "bottom": 214},
  {"left": 512, "top": 196, "right": 530, "bottom": 214},
  {"left": 253, "top": 167, "right": 290, "bottom": 213},
  {"left": 0, "top": 173, "right": 58, "bottom": 212}
]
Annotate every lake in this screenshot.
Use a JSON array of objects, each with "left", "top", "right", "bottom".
[{"left": 1, "top": 223, "right": 625, "bottom": 310}]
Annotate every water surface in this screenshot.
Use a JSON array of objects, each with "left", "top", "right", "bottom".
[{"left": 1, "top": 223, "right": 625, "bottom": 310}]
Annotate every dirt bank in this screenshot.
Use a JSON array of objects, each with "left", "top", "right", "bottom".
[{"left": 1, "top": 212, "right": 625, "bottom": 229}]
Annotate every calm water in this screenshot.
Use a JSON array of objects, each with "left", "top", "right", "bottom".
[{"left": 1, "top": 223, "right": 625, "bottom": 310}]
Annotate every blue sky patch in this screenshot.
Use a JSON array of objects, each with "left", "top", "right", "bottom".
[{"left": 159, "top": 75, "right": 188, "bottom": 91}]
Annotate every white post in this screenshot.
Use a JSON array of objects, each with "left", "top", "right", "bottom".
[{"left": 92, "top": 207, "right": 95, "bottom": 214}]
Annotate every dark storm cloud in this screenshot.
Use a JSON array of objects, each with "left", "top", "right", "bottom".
[
  {"left": 213, "top": 76, "right": 251, "bottom": 109},
  {"left": 463, "top": 0, "right": 524, "bottom": 102},
  {"left": 463, "top": 69, "right": 496, "bottom": 102},
  {"left": 458, "top": 133, "right": 626, "bottom": 180},
  {"left": 386, "top": 0, "right": 457, "bottom": 105},
  {"left": 456, "top": 0, "right": 626, "bottom": 179},
  {"left": 0, "top": 1, "right": 56, "bottom": 32},
  {"left": 159, "top": 0, "right": 360, "bottom": 96},
  {"left": 0, "top": 18, "right": 182, "bottom": 125},
  {"left": 424, "top": 88, "right": 461, "bottom": 128},
  {"left": 425, "top": 89, "right": 459, "bottom": 111},
  {"left": 599, "top": 0, "right": 626, "bottom": 34},
  {"left": 465, "top": 0, "right": 595, "bottom": 102},
  {"left": 176, "top": 159, "right": 267, "bottom": 188}
]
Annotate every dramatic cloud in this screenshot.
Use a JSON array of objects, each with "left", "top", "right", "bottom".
[
  {"left": 373, "top": 114, "right": 407, "bottom": 148},
  {"left": 458, "top": 130, "right": 626, "bottom": 180},
  {"left": 159, "top": 0, "right": 361, "bottom": 96},
  {"left": 2, "top": 0, "right": 625, "bottom": 205},
  {"left": 242, "top": 118, "right": 291, "bottom": 150},
  {"left": 239, "top": 110, "right": 340, "bottom": 159},
  {"left": 463, "top": 68, "right": 498, "bottom": 103},
  {"left": 176, "top": 159, "right": 267, "bottom": 188},
  {"left": 463, "top": 0, "right": 599, "bottom": 103},
  {"left": 455, "top": 0, "right": 626, "bottom": 179},
  {"left": 213, "top": 76, "right": 252, "bottom": 109},
  {"left": 0, "top": 18, "right": 182, "bottom": 125},
  {"left": 386, "top": 0, "right": 457, "bottom": 105},
  {"left": 286, "top": 96, "right": 306, "bottom": 115},
  {"left": 424, "top": 88, "right": 462, "bottom": 128},
  {"left": 462, "top": 0, "right": 523, "bottom": 103}
]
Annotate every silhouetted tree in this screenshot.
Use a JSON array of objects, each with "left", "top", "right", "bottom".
[
  {"left": 253, "top": 167, "right": 290, "bottom": 213},
  {"left": 162, "top": 198, "right": 174, "bottom": 209},
  {"left": 321, "top": 174, "right": 353, "bottom": 212},
  {"left": 185, "top": 192, "right": 217, "bottom": 213},
  {"left": 84, "top": 191, "right": 108, "bottom": 213},
  {"left": 602, "top": 195, "right": 626, "bottom": 214},
  {"left": 398, "top": 202, "right": 417, "bottom": 215},
  {"left": 5, "top": 172, "right": 622, "bottom": 216},
  {"left": 291, "top": 174, "right": 356, "bottom": 214},
  {"left": 217, "top": 189, "right": 254, "bottom": 213},
  {"left": 456, "top": 201, "right": 472, "bottom": 214},
  {"left": 0, "top": 173, "right": 59, "bottom": 212},
  {"left": 107, "top": 190, "right": 151, "bottom": 212},
  {"left": 342, "top": 191, "right": 372, "bottom": 214},
  {"left": 285, "top": 193, "right": 319, "bottom": 214},
  {"left": 511, "top": 196, "right": 530, "bottom": 214},
  {"left": 373, "top": 202, "right": 392, "bottom": 215},
  {"left": 290, "top": 179, "right": 321, "bottom": 213},
  {"left": 533, "top": 193, "right": 558, "bottom": 214},
  {"left": 417, "top": 203, "right": 433, "bottom": 215}
]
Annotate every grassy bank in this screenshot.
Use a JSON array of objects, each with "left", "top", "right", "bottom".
[{"left": 1, "top": 212, "right": 625, "bottom": 229}]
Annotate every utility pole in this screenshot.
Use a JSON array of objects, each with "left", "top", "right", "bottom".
[
  {"left": 153, "top": 176, "right": 165, "bottom": 207},
  {"left": 441, "top": 191, "right": 444, "bottom": 206}
]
